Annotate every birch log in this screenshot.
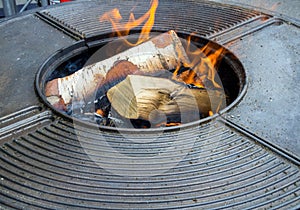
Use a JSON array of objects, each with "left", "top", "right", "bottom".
[
  {"left": 45, "top": 30, "right": 190, "bottom": 109},
  {"left": 107, "top": 75, "right": 225, "bottom": 123}
]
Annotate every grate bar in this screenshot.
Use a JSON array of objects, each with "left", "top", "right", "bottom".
[
  {"left": 1, "top": 119, "right": 299, "bottom": 209},
  {"left": 242, "top": 181, "right": 300, "bottom": 210},
  {"left": 220, "top": 118, "right": 300, "bottom": 166},
  {"left": 0, "top": 107, "right": 53, "bottom": 143},
  {"left": 214, "top": 17, "right": 283, "bottom": 45},
  {"left": 35, "top": 12, "right": 84, "bottom": 41},
  {"left": 0, "top": 105, "right": 41, "bottom": 124},
  {"left": 37, "top": 0, "right": 261, "bottom": 40}
]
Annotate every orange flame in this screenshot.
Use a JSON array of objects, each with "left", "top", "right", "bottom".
[
  {"left": 174, "top": 36, "right": 225, "bottom": 89},
  {"left": 100, "top": 0, "right": 158, "bottom": 46},
  {"left": 100, "top": 0, "right": 224, "bottom": 90},
  {"left": 100, "top": 0, "right": 225, "bottom": 120}
]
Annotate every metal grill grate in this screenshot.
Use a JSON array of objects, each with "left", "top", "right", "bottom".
[
  {"left": 0, "top": 106, "right": 53, "bottom": 143},
  {"left": 0, "top": 119, "right": 299, "bottom": 209},
  {"left": 37, "top": 0, "right": 263, "bottom": 40}
]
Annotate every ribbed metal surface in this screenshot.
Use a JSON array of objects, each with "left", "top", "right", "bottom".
[
  {"left": 0, "top": 106, "right": 53, "bottom": 143},
  {"left": 0, "top": 119, "right": 299, "bottom": 209},
  {"left": 37, "top": 0, "right": 262, "bottom": 40}
]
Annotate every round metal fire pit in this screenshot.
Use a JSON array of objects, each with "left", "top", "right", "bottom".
[{"left": 36, "top": 33, "right": 246, "bottom": 131}]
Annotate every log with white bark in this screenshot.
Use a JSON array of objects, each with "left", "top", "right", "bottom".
[
  {"left": 45, "top": 30, "right": 190, "bottom": 110},
  {"left": 107, "top": 75, "right": 225, "bottom": 124}
]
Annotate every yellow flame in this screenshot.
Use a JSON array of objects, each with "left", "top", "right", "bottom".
[
  {"left": 174, "top": 37, "right": 225, "bottom": 89},
  {"left": 100, "top": 0, "right": 225, "bottom": 90},
  {"left": 100, "top": 0, "right": 159, "bottom": 46}
]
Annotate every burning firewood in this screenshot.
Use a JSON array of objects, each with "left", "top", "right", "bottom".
[
  {"left": 107, "top": 75, "right": 224, "bottom": 124},
  {"left": 45, "top": 30, "right": 190, "bottom": 110}
]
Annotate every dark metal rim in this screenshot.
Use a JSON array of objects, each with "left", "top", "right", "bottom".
[{"left": 35, "top": 32, "right": 247, "bottom": 133}]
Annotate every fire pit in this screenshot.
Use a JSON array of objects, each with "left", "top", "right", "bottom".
[
  {"left": 36, "top": 30, "right": 245, "bottom": 129},
  {"left": 0, "top": 0, "right": 300, "bottom": 209}
]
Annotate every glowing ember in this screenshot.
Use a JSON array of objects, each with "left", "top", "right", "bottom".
[{"left": 165, "top": 122, "right": 182, "bottom": 127}]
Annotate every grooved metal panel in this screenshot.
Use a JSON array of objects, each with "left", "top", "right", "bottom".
[
  {"left": 0, "top": 106, "right": 53, "bottom": 142},
  {"left": 37, "top": 0, "right": 262, "bottom": 40},
  {"left": 0, "top": 119, "right": 299, "bottom": 209}
]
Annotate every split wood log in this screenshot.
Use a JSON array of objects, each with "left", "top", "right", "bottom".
[
  {"left": 107, "top": 75, "right": 225, "bottom": 124},
  {"left": 45, "top": 30, "right": 190, "bottom": 110}
]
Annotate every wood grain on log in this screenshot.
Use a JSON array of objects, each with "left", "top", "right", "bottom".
[{"left": 107, "top": 75, "right": 225, "bottom": 123}]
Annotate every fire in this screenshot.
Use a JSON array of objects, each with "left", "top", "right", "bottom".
[
  {"left": 100, "top": 0, "right": 158, "bottom": 46},
  {"left": 99, "top": 0, "right": 226, "bottom": 125},
  {"left": 100, "top": 0, "right": 224, "bottom": 90},
  {"left": 174, "top": 36, "right": 225, "bottom": 89}
]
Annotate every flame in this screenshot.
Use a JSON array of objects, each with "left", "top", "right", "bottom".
[
  {"left": 100, "top": 0, "right": 224, "bottom": 90},
  {"left": 100, "top": 0, "right": 158, "bottom": 46},
  {"left": 99, "top": 0, "right": 226, "bottom": 126},
  {"left": 174, "top": 36, "right": 225, "bottom": 89}
]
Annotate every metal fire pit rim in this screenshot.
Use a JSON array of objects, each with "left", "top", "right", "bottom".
[{"left": 35, "top": 31, "right": 247, "bottom": 134}]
